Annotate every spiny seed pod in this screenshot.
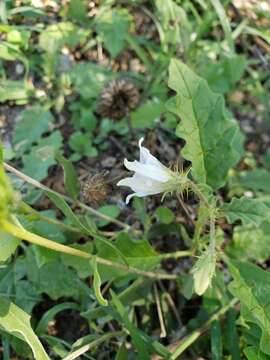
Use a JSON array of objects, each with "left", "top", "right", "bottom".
[
  {"left": 80, "top": 172, "right": 109, "bottom": 207},
  {"left": 97, "top": 78, "right": 140, "bottom": 120}
]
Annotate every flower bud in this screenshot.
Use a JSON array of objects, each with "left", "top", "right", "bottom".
[{"left": 191, "top": 249, "right": 216, "bottom": 296}]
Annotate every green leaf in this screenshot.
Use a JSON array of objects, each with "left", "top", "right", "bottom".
[
  {"left": 0, "top": 231, "right": 20, "bottom": 262},
  {"left": 83, "top": 277, "right": 153, "bottom": 321},
  {"left": 0, "top": 297, "right": 49, "bottom": 359},
  {"left": 35, "top": 302, "right": 79, "bottom": 335},
  {"left": 96, "top": 232, "right": 159, "bottom": 282},
  {"left": 133, "top": 198, "right": 151, "bottom": 228},
  {"left": 244, "top": 345, "right": 270, "bottom": 360},
  {"left": 25, "top": 249, "right": 89, "bottom": 300},
  {"left": 222, "top": 197, "right": 270, "bottom": 226},
  {"left": 228, "top": 260, "right": 270, "bottom": 355},
  {"left": 167, "top": 58, "right": 244, "bottom": 190},
  {"left": 13, "top": 107, "right": 54, "bottom": 156},
  {"left": 56, "top": 153, "right": 80, "bottom": 200},
  {"left": 210, "top": 0, "right": 234, "bottom": 52},
  {"left": 240, "top": 169, "right": 270, "bottom": 193},
  {"left": 98, "top": 205, "right": 121, "bottom": 227},
  {"left": 93, "top": 257, "right": 108, "bottom": 306},
  {"left": 0, "top": 264, "right": 40, "bottom": 314},
  {"left": 68, "top": 131, "right": 97, "bottom": 159},
  {"left": 200, "top": 55, "right": 246, "bottom": 94},
  {"left": 70, "top": 63, "right": 111, "bottom": 99},
  {"left": 45, "top": 190, "right": 95, "bottom": 235},
  {"left": 211, "top": 320, "right": 223, "bottom": 360},
  {"left": 0, "top": 79, "right": 33, "bottom": 103},
  {"left": 0, "top": 146, "right": 13, "bottom": 218},
  {"left": 67, "top": 0, "right": 87, "bottom": 22},
  {"left": 227, "top": 222, "right": 270, "bottom": 263},
  {"left": 131, "top": 100, "right": 165, "bottom": 129},
  {"left": 155, "top": 0, "right": 191, "bottom": 49},
  {"left": 22, "top": 131, "right": 63, "bottom": 181},
  {"left": 155, "top": 207, "right": 175, "bottom": 224},
  {"left": 39, "top": 22, "right": 88, "bottom": 77},
  {"left": 110, "top": 290, "right": 170, "bottom": 359},
  {"left": 0, "top": 42, "right": 26, "bottom": 62},
  {"left": 61, "top": 243, "right": 93, "bottom": 278},
  {"left": 27, "top": 210, "right": 66, "bottom": 244},
  {"left": 224, "top": 309, "right": 241, "bottom": 360},
  {"left": 96, "top": 9, "right": 131, "bottom": 58},
  {"left": 12, "top": 280, "right": 40, "bottom": 314}
]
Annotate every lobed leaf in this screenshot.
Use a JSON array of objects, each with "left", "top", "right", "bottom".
[
  {"left": 222, "top": 197, "right": 270, "bottom": 226},
  {"left": 167, "top": 58, "right": 244, "bottom": 190},
  {"left": 227, "top": 222, "right": 270, "bottom": 263},
  {"left": 228, "top": 260, "right": 270, "bottom": 355}
]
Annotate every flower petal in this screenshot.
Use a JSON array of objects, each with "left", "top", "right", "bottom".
[
  {"left": 126, "top": 191, "right": 155, "bottom": 204},
  {"left": 124, "top": 159, "right": 171, "bottom": 182},
  {"left": 139, "top": 138, "right": 168, "bottom": 170},
  {"left": 117, "top": 174, "right": 169, "bottom": 195}
]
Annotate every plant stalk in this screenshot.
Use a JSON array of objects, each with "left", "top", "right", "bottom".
[
  {"left": 1, "top": 220, "right": 179, "bottom": 280},
  {"left": 4, "top": 162, "right": 130, "bottom": 231},
  {"left": 169, "top": 298, "right": 238, "bottom": 359}
]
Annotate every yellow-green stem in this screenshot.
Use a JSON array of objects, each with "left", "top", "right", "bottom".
[{"left": 1, "top": 220, "right": 180, "bottom": 280}]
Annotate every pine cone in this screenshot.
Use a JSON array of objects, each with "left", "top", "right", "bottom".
[
  {"left": 97, "top": 78, "right": 140, "bottom": 120},
  {"left": 80, "top": 172, "right": 109, "bottom": 207}
]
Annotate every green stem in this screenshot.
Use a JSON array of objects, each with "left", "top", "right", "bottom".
[
  {"left": 4, "top": 162, "right": 130, "bottom": 231},
  {"left": 62, "top": 331, "right": 124, "bottom": 360},
  {"left": 20, "top": 202, "right": 81, "bottom": 234},
  {"left": 157, "top": 250, "right": 193, "bottom": 260},
  {"left": 188, "top": 180, "right": 217, "bottom": 251},
  {"left": 209, "top": 214, "right": 216, "bottom": 253},
  {"left": 188, "top": 181, "right": 211, "bottom": 209},
  {"left": 170, "top": 298, "right": 238, "bottom": 359},
  {"left": 1, "top": 220, "right": 179, "bottom": 281}
]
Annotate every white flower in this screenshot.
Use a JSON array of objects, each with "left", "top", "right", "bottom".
[{"left": 117, "top": 138, "right": 183, "bottom": 204}]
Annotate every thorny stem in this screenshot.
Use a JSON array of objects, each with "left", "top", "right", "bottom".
[
  {"left": 169, "top": 298, "right": 238, "bottom": 359},
  {"left": 188, "top": 181, "right": 211, "bottom": 209},
  {"left": 4, "top": 162, "right": 130, "bottom": 231},
  {"left": 188, "top": 180, "right": 217, "bottom": 252},
  {"left": 209, "top": 214, "right": 216, "bottom": 253},
  {"left": 1, "top": 220, "right": 180, "bottom": 280}
]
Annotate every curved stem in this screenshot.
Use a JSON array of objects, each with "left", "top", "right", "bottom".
[
  {"left": 62, "top": 331, "right": 124, "bottom": 360},
  {"left": 1, "top": 220, "right": 179, "bottom": 280},
  {"left": 169, "top": 298, "right": 238, "bottom": 359},
  {"left": 4, "top": 162, "right": 130, "bottom": 231}
]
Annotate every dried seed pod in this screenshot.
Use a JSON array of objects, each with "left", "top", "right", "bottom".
[
  {"left": 80, "top": 172, "right": 109, "bottom": 207},
  {"left": 98, "top": 78, "right": 140, "bottom": 120}
]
